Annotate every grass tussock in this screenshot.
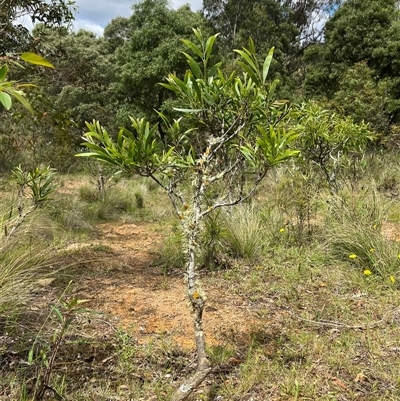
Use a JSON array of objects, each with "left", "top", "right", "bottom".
[
  {"left": 0, "top": 197, "right": 55, "bottom": 316},
  {"left": 0, "top": 242, "right": 49, "bottom": 316},
  {"left": 325, "top": 188, "right": 400, "bottom": 277},
  {"left": 221, "top": 204, "right": 266, "bottom": 261},
  {"left": 158, "top": 224, "right": 186, "bottom": 271}
]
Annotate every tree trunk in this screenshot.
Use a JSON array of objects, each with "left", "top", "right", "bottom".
[{"left": 172, "top": 208, "right": 210, "bottom": 401}]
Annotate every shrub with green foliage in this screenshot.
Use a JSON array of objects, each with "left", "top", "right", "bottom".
[
  {"left": 291, "top": 101, "right": 376, "bottom": 193},
  {"left": 333, "top": 62, "right": 391, "bottom": 134}
]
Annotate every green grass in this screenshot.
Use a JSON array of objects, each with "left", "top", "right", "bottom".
[
  {"left": 324, "top": 188, "right": 400, "bottom": 277},
  {"left": 3, "top": 158, "right": 400, "bottom": 400},
  {"left": 210, "top": 241, "right": 400, "bottom": 400}
]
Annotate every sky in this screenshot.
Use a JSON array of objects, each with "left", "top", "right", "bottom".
[{"left": 73, "top": 0, "right": 203, "bottom": 36}]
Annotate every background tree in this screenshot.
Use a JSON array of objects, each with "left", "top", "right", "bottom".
[
  {"left": 202, "top": 0, "right": 298, "bottom": 79},
  {"left": 303, "top": 0, "right": 400, "bottom": 125},
  {"left": 106, "top": 0, "right": 207, "bottom": 125},
  {"left": 79, "top": 30, "right": 299, "bottom": 400},
  {"left": 333, "top": 62, "right": 391, "bottom": 134},
  {"left": 202, "top": 0, "right": 341, "bottom": 51},
  {"left": 201, "top": 0, "right": 342, "bottom": 96},
  {"left": 0, "top": 0, "right": 75, "bottom": 54},
  {"left": 0, "top": 51, "right": 65, "bottom": 170},
  {"left": 0, "top": 26, "right": 117, "bottom": 171},
  {"left": 36, "top": 27, "right": 117, "bottom": 130}
]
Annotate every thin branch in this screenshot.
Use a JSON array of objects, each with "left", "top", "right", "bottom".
[
  {"left": 207, "top": 158, "right": 241, "bottom": 185},
  {"left": 149, "top": 172, "right": 184, "bottom": 215},
  {"left": 1, "top": 204, "right": 37, "bottom": 251},
  {"left": 213, "top": 120, "right": 246, "bottom": 154},
  {"left": 199, "top": 168, "right": 268, "bottom": 219},
  {"left": 295, "top": 306, "right": 400, "bottom": 330}
]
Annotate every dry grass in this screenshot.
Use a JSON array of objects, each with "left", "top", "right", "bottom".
[
  {"left": 3, "top": 163, "right": 400, "bottom": 400},
  {"left": 221, "top": 204, "right": 266, "bottom": 261},
  {"left": 0, "top": 193, "right": 56, "bottom": 316}
]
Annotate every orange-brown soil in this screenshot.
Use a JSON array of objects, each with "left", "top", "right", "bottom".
[{"left": 62, "top": 222, "right": 263, "bottom": 350}]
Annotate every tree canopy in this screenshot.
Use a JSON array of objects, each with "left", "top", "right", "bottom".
[
  {"left": 0, "top": 0, "right": 75, "bottom": 54},
  {"left": 106, "top": 0, "right": 207, "bottom": 124},
  {"left": 1, "top": 0, "right": 400, "bottom": 171}
]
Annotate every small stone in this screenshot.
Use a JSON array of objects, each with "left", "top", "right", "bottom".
[
  {"left": 119, "top": 384, "right": 130, "bottom": 390},
  {"left": 36, "top": 278, "right": 56, "bottom": 287}
]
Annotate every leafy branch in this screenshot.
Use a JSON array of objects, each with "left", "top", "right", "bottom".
[{"left": 0, "top": 52, "right": 54, "bottom": 114}]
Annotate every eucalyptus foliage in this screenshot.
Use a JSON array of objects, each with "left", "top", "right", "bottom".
[
  {"left": 304, "top": 0, "right": 400, "bottom": 123},
  {"left": 0, "top": 0, "right": 74, "bottom": 54}
]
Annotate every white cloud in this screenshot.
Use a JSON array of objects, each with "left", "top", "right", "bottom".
[
  {"left": 74, "top": 19, "right": 104, "bottom": 37},
  {"left": 72, "top": 0, "right": 202, "bottom": 36},
  {"left": 171, "top": 0, "right": 202, "bottom": 10}
]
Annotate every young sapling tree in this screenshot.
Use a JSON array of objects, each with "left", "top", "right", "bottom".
[
  {"left": 78, "top": 29, "right": 299, "bottom": 400},
  {"left": 0, "top": 53, "right": 57, "bottom": 244}
]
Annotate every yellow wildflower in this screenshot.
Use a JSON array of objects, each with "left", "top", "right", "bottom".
[
  {"left": 279, "top": 228, "right": 285, "bottom": 233},
  {"left": 369, "top": 248, "right": 375, "bottom": 253},
  {"left": 364, "top": 270, "right": 372, "bottom": 276},
  {"left": 390, "top": 276, "right": 396, "bottom": 283},
  {"left": 349, "top": 254, "right": 357, "bottom": 259}
]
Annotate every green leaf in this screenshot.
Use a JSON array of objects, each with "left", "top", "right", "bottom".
[
  {"left": 183, "top": 52, "right": 202, "bottom": 79},
  {"left": 182, "top": 39, "right": 203, "bottom": 59},
  {"left": 17, "top": 83, "right": 37, "bottom": 88},
  {"left": 248, "top": 37, "right": 256, "bottom": 54},
  {"left": 236, "top": 61, "right": 260, "bottom": 85},
  {"left": 234, "top": 49, "right": 257, "bottom": 72},
  {"left": 192, "top": 28, "right": 203, "bottom": 45},
  {"left": 262, "top": 47, "right": 274, "bottom": 84},
  {"left": 5, "top": 89, "right": 34, "bottom": 114},
  {"left": 20, "top": 52, "right": 54, "bottom": 68},
  {"left": 52, "top": 306, "right": 64, "bottom": 323},
  {"left": 0, "top": 92, "right": 12, "bottom": 110},
  {"left": 28, "top": 348, "right": 34, "bottom": 364},
  {"left": 168, "top": 75, "right": 191, "bottom": 96},
  {"left": 189, "top": 77, "right": 202, "bottom": 103},
  {"left": 173, "top": 108, "right": 204, "bottom": 113},
  {"left": 10, "top": 60, "right": 25, "bottom": 69},
  {"left": 209, "top": 62, "right": 222, "bottom": 77},
  {"left": 0, "top": 65, "right": 8, "bottom": 81},
  {"left": 240, "top": 145, "right": 257, "bottom": 167},
  {"left": 205, "top": 33, "right": 219, "bottom": 63},
  {"left": 268, "top": 79, "right": 280, "bottom": 102},
  {"left": 64, "top": 317, "right": 74, "bottom": 331},
  {"left": 159, "top": 81, "right": 179, "bottom": 94}
]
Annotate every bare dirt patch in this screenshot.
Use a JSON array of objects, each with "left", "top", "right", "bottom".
[
  {"left": 382, "top": 221, "right": 400, "bottom": 242},
  {"left": 63, "top": 222, "right": 263, "bottom": 350}
]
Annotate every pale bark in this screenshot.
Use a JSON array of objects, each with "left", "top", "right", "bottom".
[
  {"left": 171, "top": 267, "right": 211, "bottom": 401},
  {"left": 172, "top": 178, "right": 211, "bottom": 401}
]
